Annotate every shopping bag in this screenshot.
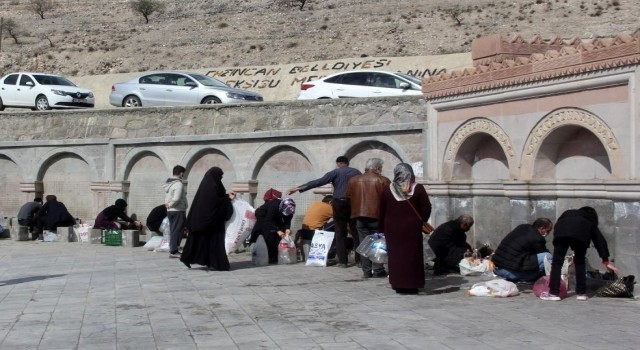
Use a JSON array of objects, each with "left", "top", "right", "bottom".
[
  {"left": 305, "top": 230, "right": 335, "bottom": 267},
  {"left": 423, "top": 238, "right": 435, "bottom": 263},
  {"left": 74, "top": 224, "right": 91, "bottom": 243},
  {"left": 278, "top": 235, "right": 297, "bottom": 264},
  {"left": 251, "top": 235, "right": 269, "bottom": 266},
  {"left": 533, "top": 275, "right": 568, "bottom": 299},
  {"left": 466, "top": 279, "right": 519, "bottom": 297},
  {"left": 225, "top": 198, "right": 257, "bottom": 254},
  {"left": 459, "top": 257, "right": 489, "bottom": 276},
  {"left": 143, "top": 236, "right": 163, "bottom": 251},
  {"left": 154, "top": 217, "right": 171, "bottom": 252},
  {"left": 43, "top": 231, "right": 58, "bottom": 242}
]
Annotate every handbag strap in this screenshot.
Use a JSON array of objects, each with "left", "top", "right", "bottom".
[{"left": 404, "top": 198, "right": 423, "bottom": 222}]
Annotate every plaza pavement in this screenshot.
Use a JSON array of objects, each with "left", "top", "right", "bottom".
[{"left": 0, "top": 238, "right": 638, "bottom": 350}]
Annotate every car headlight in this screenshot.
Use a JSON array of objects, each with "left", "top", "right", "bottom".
[
  {"left": 88, "top": 92, "right": 94, "bottom": 98},
  {"left": 51, "top": 89, "right": 65, "bottom": 96},
  {"left": 226, "top": 92, "right": 247, "bottom": 100}
]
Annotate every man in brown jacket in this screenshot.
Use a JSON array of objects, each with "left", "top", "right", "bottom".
[{"left": 346, "top": 157, "right": 391, "bottom": 278}]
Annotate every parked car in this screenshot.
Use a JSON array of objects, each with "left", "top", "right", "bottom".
[
  {"left": 0, "top": 72, "right": 94, "bottom": 111},
  {"left": 109, "top": 71, "right": 264, "bottom": 107},
  {"left": 297, "top": 70, "right": 423, "bottom": 100}
]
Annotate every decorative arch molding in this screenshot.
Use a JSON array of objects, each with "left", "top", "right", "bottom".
[
  {"left": 119, "top": 147, "right": 171, "bottom": 181},
  {"left": 520, "top": 108, "right": 622, "bottom": 179},
  {"left": 36, "top": 148, "right": 99, "bottom": 181},
  {"left": 0, "top": 151, "right": 26, "bottom": 180},
  {"left": 181, "top": 145, "right": 235, "bottom": 177},
  {"left": 337, "top": 136, "right": 409, "bottom": 164},
  {"left": 443, "top": 118, "right": 516, "bottom": 180},
  {"left": 247, "top": 142, "right": 319, "bottom": 180}
]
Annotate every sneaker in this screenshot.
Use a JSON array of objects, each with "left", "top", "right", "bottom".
[
  {"left": 169, "top": 253, "right": 180, "bottom": 258},
  {"left": 576, "top": 295, "right": 588, "bottom": 301},
  {"left": 540, "top": 292, "right": 561, "bottom": 301}
]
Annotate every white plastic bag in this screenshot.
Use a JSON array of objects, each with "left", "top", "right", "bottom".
[
  {"left": 278, "top": 235, "right": 297, "bottom": 264},
  {"left": 305, "top": 230, "right": 335, "bottom": 267},
  {"left": 423, "top": 238, "right": 436, "bottom": 263},
  {"left": 43, "top": 231, "right": 58, "bottom": 242},
  {"left": 143, "top": 236, "right": 163, "bottom": 251},
  {"left": 74, "top": 224, "right": 91, "bottom": 243},
  {"left": 154, "top": 217, "right": 171, "bottom": 252},
  {"left": 459, "top": 257, "right": 489, "bottom": 276},
  {"left": 466, "top": 279, "right": 519, "bottom": 297},
  {"left": 225, "top": 198, "right": 257, "bottom": 254},
  {"left": 251, "top": 235, "right": 269, "bottom": 266}
]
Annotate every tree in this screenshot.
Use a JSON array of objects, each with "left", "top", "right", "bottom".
[
  {"left": 2, "top": 18, "right": 20, "bottom": 44},
  {"left": 29, "top": 0, "right": 56, "bottom": 20},
  {"left": 298, "top": 0, "right": 308, "bottom": 10},
  {"left": 449, "top": 5, "right": 465, "bottom": 26},
  {"left": 130, "top": 0, "right": 165, "bottom": 24}
]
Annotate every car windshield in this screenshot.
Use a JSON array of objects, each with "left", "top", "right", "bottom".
[
  {"left": 188, "top": 73, "right": 228, "bottom": 88},
  {"left": 33, "top": 74, "right": 76, "bottom": 86},
  {"left": 395, "top": 72, "right": 422, "bottom": 86}
]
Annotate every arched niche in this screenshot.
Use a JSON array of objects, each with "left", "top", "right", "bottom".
[
  {"left": 533, "top": 126, "right": 611, "bottom": 180},
  {"left": 125, "top": 152, "right": 167, "bottom": 224},
  {"left": 0, "top": 155, "right": 23, "bottom": 216},
  {"left": 443, "top": 118, "right": 515, "bottom": 181},
  {"left": 185, "top": 149, "right": 235, "bottom": 206},
  {"left": 521, "top": 108, "right": 621, "bottom": 180},
  {"left": 39, "top": 153, "right": 93, "bottom": 221},
  {"left": 342, "top": 139, "right": 404, "bottom": 179}
]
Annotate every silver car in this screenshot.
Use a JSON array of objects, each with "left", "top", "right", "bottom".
[{"left": 109, "top": 71, "right": 263, "bottom": 107}]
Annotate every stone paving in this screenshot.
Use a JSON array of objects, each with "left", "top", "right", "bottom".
[{"left": 0, "top": 239, "right": 638, "bottom": 350}]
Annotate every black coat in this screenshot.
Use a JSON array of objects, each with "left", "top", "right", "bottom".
[
  {"left": 37, "top": 200, "right": 75, "bottom": 229},
  {"left": 553, "top": 209, "right": 610, "bottom": 260},
  {"left": 492, "top": 224, "right": 549, "bottom": 272},
  {"left": 428, "top": 220, "right": 472, "bottom": 268}
]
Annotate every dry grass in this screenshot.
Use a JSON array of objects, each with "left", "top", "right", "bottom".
[{"left": 0, "top": 0, "right": 638, "bottom": 77}]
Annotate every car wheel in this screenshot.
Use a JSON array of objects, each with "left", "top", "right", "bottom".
[
  {"left": 35, "top": 95, "right": 51, "bottom": 111},
  {"left": 202, "top": 96, "right": 222, "bottom": 104},
  {"left": 0, "top": 97, "right": 4, "bottom": 111},
  {"left": 123, "top": 95, "right": 142, "bottom": 107}
]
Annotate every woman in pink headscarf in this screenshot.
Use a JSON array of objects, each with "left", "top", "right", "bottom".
[
  {"left": 379, "top": 163, "right": 432, "bottom": 294},
  {"left": 248, "top": 188, "right": 296, "bottom": 264}
]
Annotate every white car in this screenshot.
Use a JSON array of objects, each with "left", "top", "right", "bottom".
[
  {"left": 297, "top": 70, "right": 423, "bottom": 100},
  {"left": 0, "top": 72, "right": 94, "bottom": 111},
  {"left": 109, "top": 71, "right": 263, "bottom": 107}
]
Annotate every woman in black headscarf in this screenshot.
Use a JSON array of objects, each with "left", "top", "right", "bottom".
[{"left": 180, "top": 167, "right": 236, "bottom": 270}]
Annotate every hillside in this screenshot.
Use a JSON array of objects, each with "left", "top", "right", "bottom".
[{"left": 0, "top": 0, "right": 639, "bottom": 77}]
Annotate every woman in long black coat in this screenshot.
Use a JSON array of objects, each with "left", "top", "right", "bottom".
[{"left": 180, "top": 167, "right": 235, "bottom": 270}]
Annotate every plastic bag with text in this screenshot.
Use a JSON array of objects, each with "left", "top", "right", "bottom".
[
  {"left": 154, "top": 217, "right": 171, "bottom": 252},
  {"left": 225, "top": 198, "right": 257, "bottom": 254},
  {"left": 74, "top": 224, "right": 91, "bottom": 243},
  {"left": 305, "top": 230, "right": 335, "bottom": 267},
  {"left": 466, "top": 279, "right": 519, "bottom": 297}
]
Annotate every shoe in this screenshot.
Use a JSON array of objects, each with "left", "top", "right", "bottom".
[
  {"left": 373, "top": 271, "right": 388, "bottom": 278},
  {"left": 576, "top": 295, "right": 588, "bottom": 301},
  {"left": 326, "top": 259, "right": 338, "bottom": 267},
  {"left": 363, "top": 271, "right": 373, "bottom": 278},
  {"left": 336, "top": 263, "right": 348, "bottom": 268},
  {"left": 540, "top": 292, "right": 561, "bottom": 301},
  {"left": 169, "top": 253, "right": 180, "bottom": 258}
]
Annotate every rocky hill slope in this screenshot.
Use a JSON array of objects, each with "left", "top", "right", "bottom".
[{"left": 0, "top": 0, "right": 638, "bottom": 77}]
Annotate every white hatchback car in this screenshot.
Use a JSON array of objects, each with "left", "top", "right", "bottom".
[
  {"left": 297, "top": 70, "right": 423, "bottom": 100},
  {"left": 0, "top": 72, "right": 94, "bottom": 111},
  {"left": 109, "top": 71, "right": 263, "bottom": 107}
]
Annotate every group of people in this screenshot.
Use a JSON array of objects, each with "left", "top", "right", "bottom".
[
  {"left": 430, "top": 206, "right": 618, "bottom": 301},
  {"left": 17, "top": 195, "right": 77, "bottom": 240}
]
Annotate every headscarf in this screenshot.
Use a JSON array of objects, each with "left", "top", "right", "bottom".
[
  {"left": 115, "top": 199, "right": 128, "bottom": 209},
  {"left": 263, "top": 188, "right": 282, "bottom": 201},
  {"left": 186, "top": 167, "right": 228, "bottom": 233},
  {"left": 279, "top": 198, "right": 296, "bottom": 216},
  {"left": 391, "top": 163, "right": 416, "bottom": 200}
]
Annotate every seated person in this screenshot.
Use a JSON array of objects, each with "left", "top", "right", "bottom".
[
  {"left": 427, "top": 214, "right": 474, "bottom": 274},
  {"left": 17, "top": 197, "right": 43, "bottom": 240},
  {"left": 294, "top": 195, "right": 336, "bottom": 260},
  {"left": 94, "top": 199, "right": 141, "bottom": 230},
  {"left": 35, "top": 195, "right": 76, "bottom": 236},
  {"left": 146, "top": 204, "right": 168, "bottom": 235},
  {"left": 492, "top": 218, "right": 553, "bottom": 283}
]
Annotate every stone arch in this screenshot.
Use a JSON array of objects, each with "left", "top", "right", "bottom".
[
  {"left": 183, "top": 147, "right": 236, "bottom": 206},
  {"left": 338, "top": 137, "right": 407, "bottom": 179},
  {"left": 443, "top": 118, "right": 516, "bottom": 180},
  {"left": 247, "top": 142, "right": 319, "bottom": 180},
  {"left": 0, "top": 153, "right": 24, "bottom": 216},
  {"left": 521, "top": 108, "right": 622, "bottom": 180},
  {"left": 119, "top": 147, "right": 171, "bottom": 181},
  {"left": 36, "top": 150, "right": 94, "bottom": 221}
]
